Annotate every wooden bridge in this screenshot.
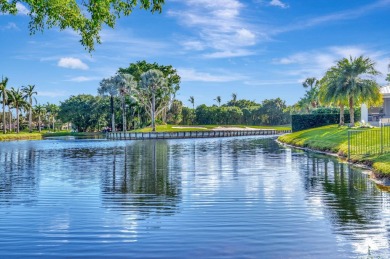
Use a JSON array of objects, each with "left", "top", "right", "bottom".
[{"left": 106, "top": 129, "right": 291, "bottom": 140}]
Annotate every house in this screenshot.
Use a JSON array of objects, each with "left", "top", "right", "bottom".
[{"left": 363, "top": 86, "right": 390, "bottom": 125}]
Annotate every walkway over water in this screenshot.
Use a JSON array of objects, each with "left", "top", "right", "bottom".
[{"left": 107, "top": 129, "right": 291, "bottom": 140}]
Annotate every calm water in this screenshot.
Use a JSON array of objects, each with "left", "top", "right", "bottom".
[{"left": 0, "top": 136, "right": 389, "bottom": 258}]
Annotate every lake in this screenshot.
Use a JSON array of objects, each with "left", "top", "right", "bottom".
[{"left": 0, "top": 136, "right": 389, "bottom": 258}]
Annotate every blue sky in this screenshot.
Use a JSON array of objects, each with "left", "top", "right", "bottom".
[{"left": 1, "top": 0, "right": 390, "bottom": 107}]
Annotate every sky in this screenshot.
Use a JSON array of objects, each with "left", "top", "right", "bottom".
[{"left": 1, "top": 0, "right": 390, "bottom": 107}]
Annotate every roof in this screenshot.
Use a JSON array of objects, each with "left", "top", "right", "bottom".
[{"left": 381, "top": 85, "right": 390, "bottom": 98}]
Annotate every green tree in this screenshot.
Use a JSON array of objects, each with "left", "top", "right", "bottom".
[
  {"left": 10, "top": 87, "right": 29, "bottom": 133},
  {"left": 21, "top": 84, "right": 37, "bottom": 132},
  {"left": 34, "top": 104, "right": 46, "bottom": 132},
  {"left": 113, "top": 73, "right": 137, "bottom": 132},
  {"left": 334, "top": 56, "right": 382, "bottom": 126},
  {"left": 58, "top": 95, "right": 106, "bottom": 132},
  {"left": 138, "top": 69, "right": 168, "bottom": 132},
  {"left": 45, "top": 103, "right": 60, "bottom": 131},
  {"left": 302, "top": 77, "right": 319, "bottom": 90},
  {"left": 231, "top": 93, "right": 237, "bottom": 106},
  {"left": 0, "top": 77, "right": 10, "bottom": 133},
  {"left": 0, "top": 1, "right": 165, "bottom": 52},
  {"left": 167, "top": 99, "right": 183, "bottom": 124},
  {"left": 214, "top": 96, "right": 221, "bottom": 107},
  {"left": 98, "top": 77, "right": 118, "bottom": 132},
  {"left": 188, "top": 96, "right": 195, "bottom": 124}
]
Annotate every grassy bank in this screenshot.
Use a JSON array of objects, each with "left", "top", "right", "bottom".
[
  {"left": 132, "top": 124, "right": 291, "bottom": 132},
  {"left": 278, "top": 125, "right": 390, "bottom": 177},
  {"left": 0, "top": 132, "right": 43, "bottom": 141}
]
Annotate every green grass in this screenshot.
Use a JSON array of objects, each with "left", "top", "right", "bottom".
[
  {"left": 42, "top": 131, "right": 102, "bottom": 137},
  {"left": 278, "top": 124, "right": 390, "bottom": 177},
  {"left": 132, "top": 124, "right": 291, "bottom": 132},
  {"left": 0, "top": 132, "right": 43, "bottom": 141}
]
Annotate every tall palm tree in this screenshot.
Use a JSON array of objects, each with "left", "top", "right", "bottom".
[
  {"left": 319, "top": 66, "right": 348, "bottom": 125},
  {"left": 98, "top": 77, "right": 118, "bottom": 132},
  {"left": 10, "top": 88, "right": 29, "bottom": 133},
  {"left": 188, "top": 96, "right": 195, "bottom": 110},
  {"left": 231, "top": 93, "right": 237, "bottom": 106},
  {"left": 302, "top": 77, "right": 319, "bottom": 90},
  {"left": 34, "top": 104, "right": 46, "bottom": 132},
  {"left": 114, "top": 73, "right": 137, "bottom": 132},
  {"left": 335, "top": 56, "right": 381, "bottom": 126},
  {"left": 139, "top": 69, "right": 168, "bottom": 132},
  {"left": 45, "top": 103, "right": 59, "bottom": 131},
  {"left": 22, "top": 84, "right": 37, "bottom": 133},
  {"left": 214, "top": 96, "right": 221, "bottom": 107},
  {"left": 0, "top": 77, "right": 10, "bottom": 133},
  {"left": 6, "top": 90, "right": 15, "bottom": 132}
]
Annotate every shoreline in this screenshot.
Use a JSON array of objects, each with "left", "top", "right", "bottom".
[{"left": 276, "top": 138, "right": 390, "bottom": 187}]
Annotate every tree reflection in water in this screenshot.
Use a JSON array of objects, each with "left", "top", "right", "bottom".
[{"left": 101, "top": 140, "right": 181, "bottom": 218}]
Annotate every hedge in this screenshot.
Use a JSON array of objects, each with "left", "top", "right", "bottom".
[{"left": 292, "top": 113, "right": 361, "bottom": 132}]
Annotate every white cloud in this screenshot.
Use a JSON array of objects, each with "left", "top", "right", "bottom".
[
  {"left": 58, "top": 57, "right": 89, "bottom": 70},
  {"left": 270, "top": 0, "right": 289, "bottom": 9},
  {"left": 67, "top": 76, "right": 100, "bottom": 82},
  {"left": 0, "top": 22, "right": 19, "bottom": 31},
  {"left": 16, "top": 3, "right": 29, "bottom": 15},
  {"left": 169, "top": 0, "right": 258, "bottom": 58},
  {"left": 178, "top": 68, "right": 246, "bottom": 82},
  {"left": 273, "top": 45, "right": 389, "bottom": 84}
]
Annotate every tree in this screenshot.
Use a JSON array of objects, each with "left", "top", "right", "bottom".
[
  {"left": 115, "top": 73, "right": 137, "bottom": 132},
  {"left": 334, "top": 56, "right": 382, "bottom": 126},
  {"left": 58, "top": 95, "right": 106, "bottom": 132},
  {"left": 138, "top": 69, "right": 168, "bottom": 132},
  {"left": 302, "top": 77, "right": 319, "bottom": 90},
  {"left": 10, "top": 88, "right": 29, "bottom": 133},
  {"left": 46, "top": 103, "right": 60, "bottom": 131},
  {"left": 0, "top": 77, "right": 10, "bottom": 133},
  {"left": 231, "top": 93, "right": 237, "bottom": 106},
  {"left": 214, "top": 96, "right": 221, "bottom": 107},
  {"left": 167, "top": 99, "right": 183, "bottom": 124},
  {"left": 22, "top": 84, "right": 37, "bottom": 132},
  {"left": 0, "top": 1, "right": 165, "bottom": 52},
  {"left": 34, "top": 104, "right": 46, "bottom": 132},
  {"left": 319, "top": 66, "right": 348, "bottom": 125},
  {"left": 98, "top": 77, "right": 118, "bottom": 132},
  {"left": 188, "top": 96, "right": 195, "bottom": 124}
]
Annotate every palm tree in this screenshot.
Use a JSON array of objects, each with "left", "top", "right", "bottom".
[
  {"left": 22, "top": 85, "right": 37, "bottom": 133},
  {"left": 114, "top": 73, "right": 137, "bottom": 132},
  {"left": 98, "top": 77, "right": 118, "bottom": 132},
  {"left": 188, "top": 96, "right": 195, "bottom": 110},
  {"left": 10, "top": 88, "right": 29, "bottom": 133},
  {"left": 6, "top": 91, "right": 15, "bottom": 132},
  {"left": 139, "top": 69, "right": 168, "bottom": 132},
  {"left": 0, "top": 77, "right": 10, "bottom": 133},
  {"left": 231, "top": 93, "right": 237, "bottom": 106},
  {"left": 302, "top": 77, "right": 319, "bottom": 90},
  {"left": 335, "top": 56, "right": 381, "bottom": 126},
  {"left": 319, "top": 66, "right": 348, "bottom": 125},
  {"left": 45, "top": 103, "right": 59, "bottom": 131},
  {"left": 34, "top": 104, "right": 46, "bottom": 132},
  {"left": 214, "top": 96, "right": 221, "bottom": 106}
]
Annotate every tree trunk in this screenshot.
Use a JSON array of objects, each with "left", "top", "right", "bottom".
[
  {"left": 38, "top": 115, "right": 41, "bottom": 133},
  {"left": 349, "top": 97, "right": 354, "bottom": 127},
  {"left": 8, "top": 107, "right": 12, "bottom": 132},
  {"left": 29, "top": 97, "right": 32, "bottom": 133},
  {"left": 152, "top": 92, "right": 156, "bottom": 132},
  {"left": 122, "top": 98, "right": 126, "bottom": 132},
  {"left": 2, "top": 95, "right": 6, "bottom": 134},
  {"left": 339, "top": 104, "right": 345, "bottom": 126},
  {"left": 52, "top": 118, "right": 55, "bottom": 132},
  {"left": 110, "top": 95, "right": 115, "bottom": 132},
  {"left": 16, "top": 107, "right": 19, "bottom": 133}
]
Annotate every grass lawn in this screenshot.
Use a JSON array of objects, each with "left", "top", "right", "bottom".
[
  {"left": 132, "top": 124, "right": 291, "bottom": 132},
  {"left": 278, "top": 124, "right": 390, "bottom": 177},
  {"left": 0, "top": 132, "right": 43, "bottom": 141}
]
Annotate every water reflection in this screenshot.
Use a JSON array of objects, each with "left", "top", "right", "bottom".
[
  {"left": 301, "top": 153, "right": 390, "bottom": 255},
  {"left": 0, "top": 137, "right": 389, "bottom": 257}
]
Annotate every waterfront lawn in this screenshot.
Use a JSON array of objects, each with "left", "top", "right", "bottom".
[
  {"left": 278, "top": 124, "right": 390, "bottom": 176},
  {"left": 0, "top": 132, "right": 43, "bottom": 141},
  {"left": 132, "top": 124, "right": 291, "bottom": 132}
]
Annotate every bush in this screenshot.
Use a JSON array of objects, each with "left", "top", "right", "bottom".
[{"left": 292, "top": 112, "right": 361, "bottom": 132}]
